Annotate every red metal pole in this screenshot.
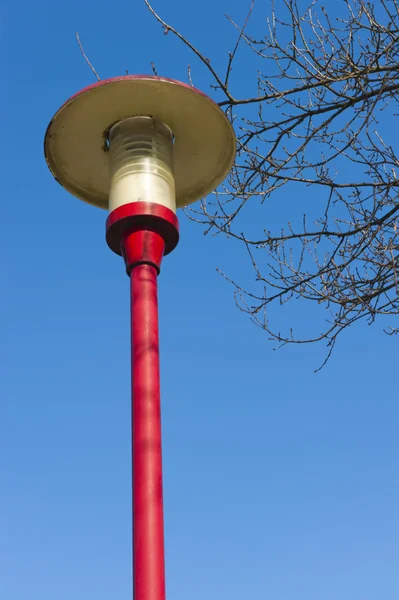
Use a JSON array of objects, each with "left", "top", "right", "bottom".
[
  {"left": 130, "top": 236, "right": 166, "bottom": 600},
  {"left": 106, "top": 204, "right": 179, "bottom": 600}
]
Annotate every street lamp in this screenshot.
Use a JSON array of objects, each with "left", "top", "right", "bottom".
[{"left": 44, "top": 75, "right": 236, "bottom": 600}]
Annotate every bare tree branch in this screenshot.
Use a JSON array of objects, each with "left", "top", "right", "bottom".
[
  {"left": 143, "top": 0, "right": 234, "bottom": 100},
  {"left": 146, "top": 0, "right": 399, "bottom": 367}
]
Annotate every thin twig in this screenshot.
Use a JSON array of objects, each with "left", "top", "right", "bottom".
[
  {"left": 187, "top": 65, "right": 194, "bottom": 87},
  {"left": 143, "top": 0, "right": 234, "bottom": 100},
  {"left": 75, "top": 32, "right": 101, "bottom": 81},
  {"left": 224, "top": 0, "right": 256, "bottom": 87}
]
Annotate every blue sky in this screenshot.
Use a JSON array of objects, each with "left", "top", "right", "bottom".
[{"left": 1, "top": 1, "right": 398, "bottom": 599}]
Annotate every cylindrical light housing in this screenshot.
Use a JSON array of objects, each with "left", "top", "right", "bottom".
[{"left": 108, "top": 116, "right": 176, "bottom": 213}]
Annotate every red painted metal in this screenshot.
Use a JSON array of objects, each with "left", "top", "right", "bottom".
[
  {"left": 119, "top": 222, "right": 179, "bottom": 600},
  {"left": 130, "top": 259, "right": 165, "bottom": 600},
  {"left": 106, "top": 202, "right": 179, "bottom": 261},
  {"left": 123, "top": 229, "right": 166, "bottom": 274}
]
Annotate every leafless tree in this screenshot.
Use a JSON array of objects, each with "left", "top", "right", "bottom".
[{"left": 144, "top": 0, "right": 399, "bottom": 367}]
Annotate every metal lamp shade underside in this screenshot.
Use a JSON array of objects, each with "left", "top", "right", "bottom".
[{"left": 44, "top": 75, "right": 236, "bottom": 210}]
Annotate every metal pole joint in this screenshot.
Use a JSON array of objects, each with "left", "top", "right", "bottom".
[{"left": 106, "top": 201, "right": 179, "bottom": 275}]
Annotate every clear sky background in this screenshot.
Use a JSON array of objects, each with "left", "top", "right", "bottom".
[{"left": 1, "top": 1, "right": 398, "bottom": 599}]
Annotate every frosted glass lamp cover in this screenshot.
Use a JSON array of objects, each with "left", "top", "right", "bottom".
[{"left": 109, "top": 117, "right": 176, "bottom": 213}]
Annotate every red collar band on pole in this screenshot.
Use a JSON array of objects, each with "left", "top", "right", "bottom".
[{"left": 106, "top": 201, "right": 179, "bottom": 274}]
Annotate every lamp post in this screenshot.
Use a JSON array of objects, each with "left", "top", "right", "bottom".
[{"left": 44, "top": 75, "right": 236, "bottom": 600}]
